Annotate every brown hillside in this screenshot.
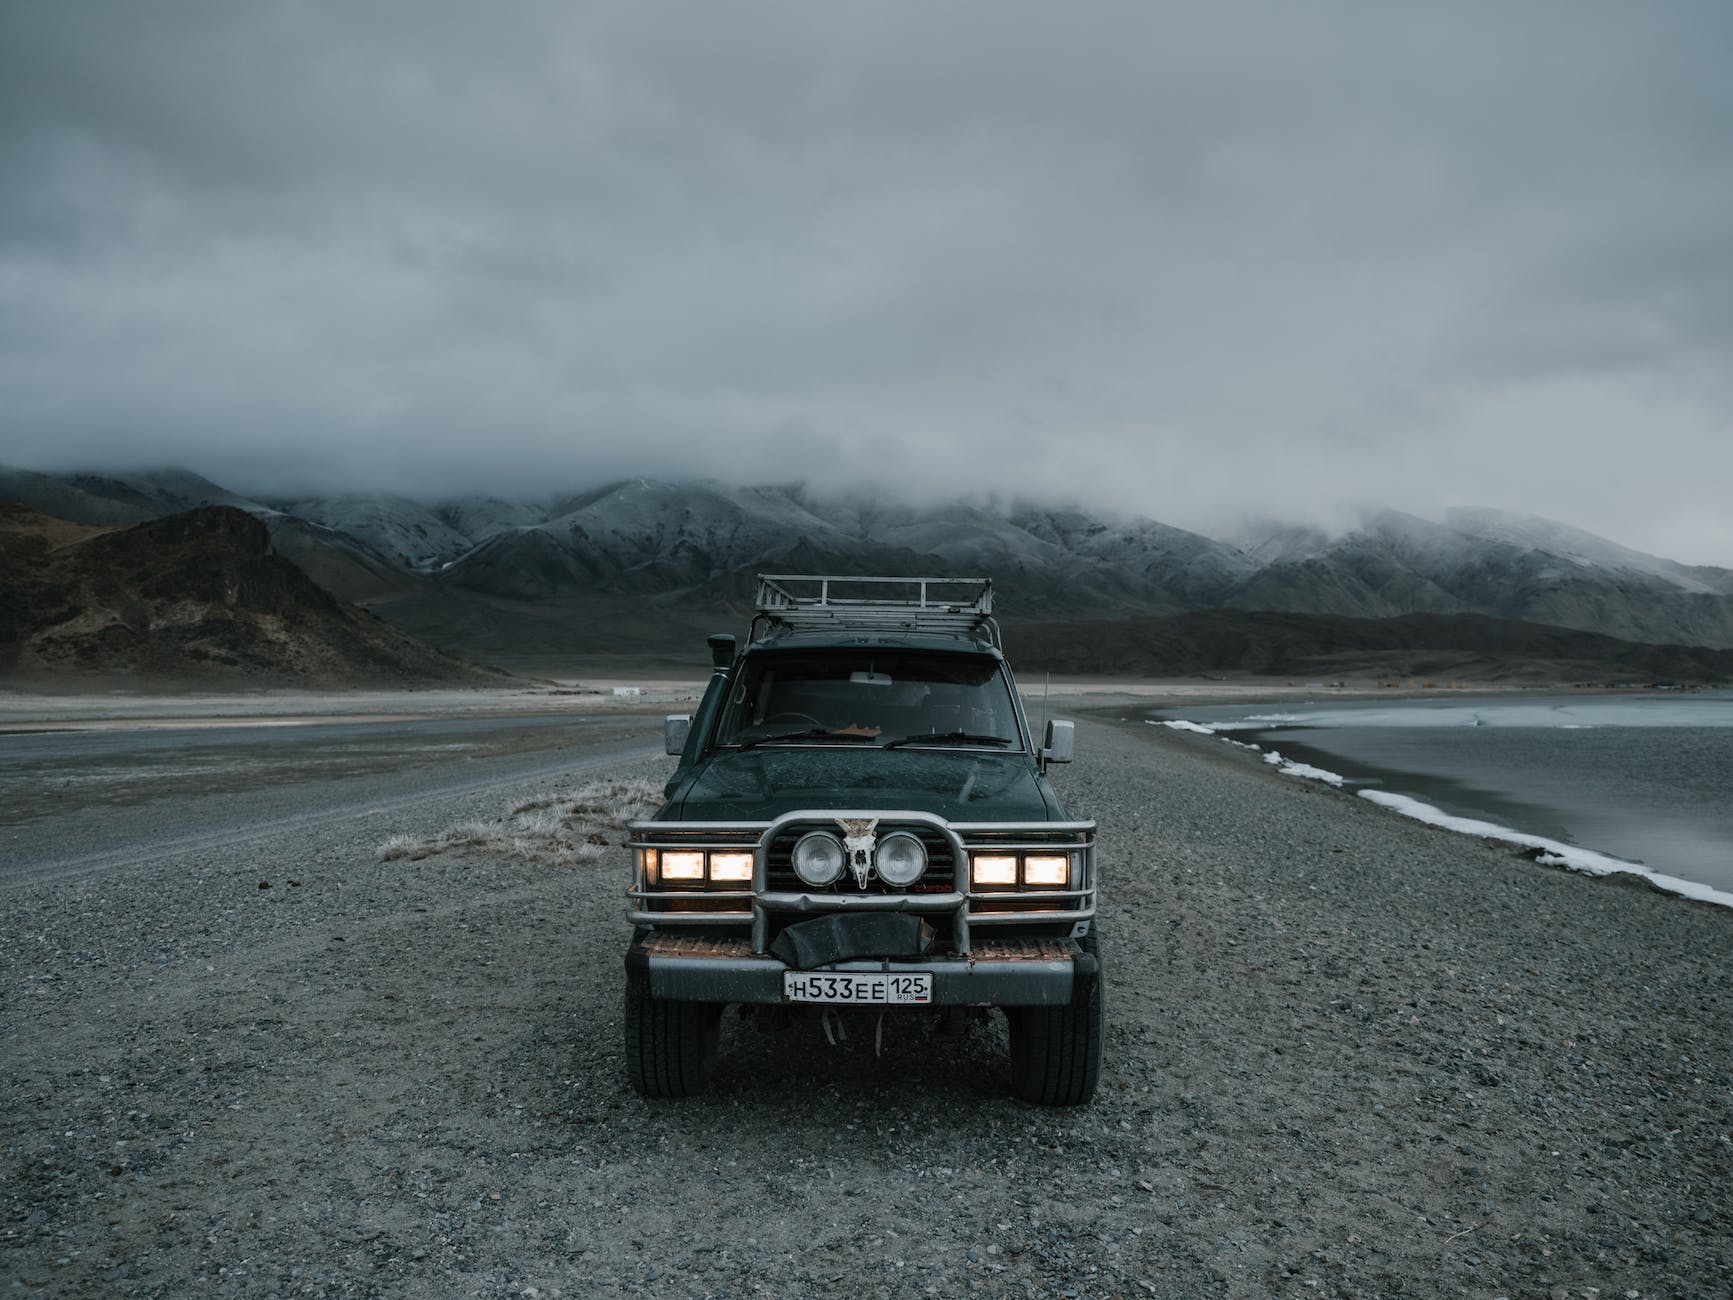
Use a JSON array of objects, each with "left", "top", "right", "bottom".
[
  {"left": 0, "top": 504, "right": 511, "bottom": 686},
  {"left": 0, "top": 501, "right": 119, "bottom": 551}
]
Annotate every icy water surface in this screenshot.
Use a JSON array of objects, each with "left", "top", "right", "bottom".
[{"left": 1147, "top": 691, "right": 1733, "bottom": 899}]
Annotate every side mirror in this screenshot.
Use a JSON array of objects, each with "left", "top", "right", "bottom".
[
  {"left": 664, "top": 715, "right": 692, "bottom": 756},
  {"left": 1042, "top": 719, "right": 1076, "bottom": 765}
]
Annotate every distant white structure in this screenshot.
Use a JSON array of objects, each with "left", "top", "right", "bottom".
[{"left": 613, "top": 686, "right": 642, "bottom": 697}]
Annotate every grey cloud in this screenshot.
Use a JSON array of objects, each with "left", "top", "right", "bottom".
[{"left": 3, "top": 1, "right": 1732, "bottom": 563}]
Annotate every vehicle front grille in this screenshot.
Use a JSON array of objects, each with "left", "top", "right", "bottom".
[{"left": 765, "top": 822, "right": 957, "bottom": 895}]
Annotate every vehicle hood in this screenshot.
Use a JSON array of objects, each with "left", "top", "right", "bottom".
[{"left": 666, "top": 747, "right": 1059, "bottom": 822}]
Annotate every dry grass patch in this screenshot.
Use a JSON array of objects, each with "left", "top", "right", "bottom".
[{"left": 379, "top": 776, "right": 664, "bottom": 866}]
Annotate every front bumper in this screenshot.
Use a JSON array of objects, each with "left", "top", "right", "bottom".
[
  {"left": 627, "top": 808, "right": 1098, "bottom": 956},
  {"left": 625, "top": 932, "right": 1095, "bottom": 1007}
]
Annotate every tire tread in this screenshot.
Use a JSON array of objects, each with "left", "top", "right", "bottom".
[
  {"left": 624, "top": 979, "right": 719, "bottom": 1098},
  {"left": 1008, "top": 932, "right": 1103, "bottom": 1106}
]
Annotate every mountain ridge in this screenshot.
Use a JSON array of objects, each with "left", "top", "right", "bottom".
[{"left": 4, "top": 464, "right": 1731, "bottom": 657}]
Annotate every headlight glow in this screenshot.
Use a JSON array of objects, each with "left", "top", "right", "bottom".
[
  {"left": 970, "top": 854, "right": 1018, "bottom": 887},
  {"left": 708, "top": 852, "right": 754, "bottom": 882},
  {"left": 660, "top": 850, "right": 705, "bottom": 882},
  {"left": 792, "top": 832, "right": 845, "bottom": 886},
  {"left": 874, "top": 832, "right": 927, "bottom": 887},
  {"left": 1024, "top": 854, "right": 1072, "bottom": 887}
]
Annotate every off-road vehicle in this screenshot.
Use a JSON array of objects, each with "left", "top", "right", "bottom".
[{"left": 624, "top": 575, "right": 1101, "bottom": 1104}]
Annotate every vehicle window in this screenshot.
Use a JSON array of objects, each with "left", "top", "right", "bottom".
[{"left": 717, "top": 651, "right": 1022, "bottom": 748}]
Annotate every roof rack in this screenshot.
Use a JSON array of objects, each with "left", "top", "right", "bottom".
[{"left": 752, "top": 574, "right": 999, "bottom": 648}]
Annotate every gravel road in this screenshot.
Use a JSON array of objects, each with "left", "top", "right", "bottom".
[
  {"left": 0, "top": 710, "right": 664, "bottom": 889},
  {"left": 3, "top": 706, "right": 1728, "bottom": 1299}
]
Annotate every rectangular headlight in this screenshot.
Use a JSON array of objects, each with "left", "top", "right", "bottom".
[
  {"left": 708, "top": 852, "right": 754, "bottom": 882},
  {"left": 970, "top": 854, "right": 1018, "bottom": 887},
  {"left": 660, "top": 850, "right": 706, "bottom": 882},
  {"left": 1023, "top": 854, "right": 1073, "bottom": 887}
]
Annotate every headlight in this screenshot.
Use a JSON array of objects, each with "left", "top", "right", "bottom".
[
  {"left": 792, "top": 832, "right": 845, "bottom": 886},
  {"left": 643, "top": 847, "right": 754, "bottom": 886},
  {"left": 709, "top": 852, "right": 754, "bottom": 882},
  {"left": 874, "top": 832, "right": 927, "bottom": 887},
  {"left": 1023, "top": 854, "right": 1072, "bottom": 887},
  {"left": 969, "top": 852, "right": 1076, "bottom": 889},
  {"left": 970, "top": 854, "right": 1018, "bottom": 886},
  {"left": 661, "top": 850, "right": 705, "bottom": 882}
]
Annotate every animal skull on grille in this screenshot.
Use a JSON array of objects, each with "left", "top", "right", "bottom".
[{"left": 836, "top": 817, "right": 878, "bottom": 888}]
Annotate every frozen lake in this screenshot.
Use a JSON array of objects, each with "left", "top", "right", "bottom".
[{"left": 1146, "top": 691, "right": 1733, "bottom": 899}]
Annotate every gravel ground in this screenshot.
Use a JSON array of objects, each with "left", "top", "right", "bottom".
[{"left": 3, "top": 711, "right": 1729, "bottom": 1299}]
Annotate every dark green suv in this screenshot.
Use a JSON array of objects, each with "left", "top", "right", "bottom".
[{"left": 624, "top": 575, "right": 1101, "bottom": 1104}]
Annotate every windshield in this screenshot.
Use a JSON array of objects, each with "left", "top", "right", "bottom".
[{"left": 716, "top": 650, "right": 1024, "bottom": 749}]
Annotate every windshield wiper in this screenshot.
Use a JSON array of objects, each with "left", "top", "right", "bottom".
[
  {"left": 881, "top": 731, "right": 1013, "bottom": 749},
  {"left": 733, "top": 728, "right": 880, "bottom": 751}
]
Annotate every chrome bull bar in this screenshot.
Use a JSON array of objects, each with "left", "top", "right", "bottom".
[{"left": 627, "top": 808, "right": 1096, "bottom": 956}]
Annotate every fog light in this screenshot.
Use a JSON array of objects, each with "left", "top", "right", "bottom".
[
  {"left": 970, "top": 854, "right": 1017, "bottom": 887},
  {"left": 792, "top": 832, "right": 845, "bottom": 886},
  {"left": 661, "top": 850, "right": 705, "bottom": 882},
  {"left": 874, "top": 832, "right": 927, "bottom": 887},
  {"left": 1024, "top": 854, "right": 1072, "bottom": 887},
  {"left": 709, "top": 852, "right": 754, "bottom": 882}
]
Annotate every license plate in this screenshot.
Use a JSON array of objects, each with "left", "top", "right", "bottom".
[{"left": 782, "top": 972, "right": 933, "bottom": 1005}]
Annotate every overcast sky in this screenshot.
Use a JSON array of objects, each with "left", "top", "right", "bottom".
[{"left": 3, "top": 2, "right": 1731, "bottom": 563}]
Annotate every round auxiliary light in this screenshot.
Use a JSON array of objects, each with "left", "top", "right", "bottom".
[
  {"left": 874, "top": 832, "right": 928, "bottom": 887},
  {"left": 791, "top": 831, "right": 845, "bottom": 887}
]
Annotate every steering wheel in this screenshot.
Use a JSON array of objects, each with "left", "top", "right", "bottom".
[{"left": 762, "top": 712, "right": 824, "bottom": 727}]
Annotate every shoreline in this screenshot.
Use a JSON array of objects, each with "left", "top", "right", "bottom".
[{"left": 1124, "top": 697, "right": 1733, "bottom": 911}]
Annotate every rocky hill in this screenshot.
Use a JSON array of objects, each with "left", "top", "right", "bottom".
[{"left": 0, "top": 503, "right": 509, "bottom": 686}]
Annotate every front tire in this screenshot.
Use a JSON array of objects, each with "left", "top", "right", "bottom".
[
  {"left": 1007, "top": 931, "right": 1103, "bottom": 1106},
  {"left": 624, "top": 977, "right": 721, "bottom": 1098}
]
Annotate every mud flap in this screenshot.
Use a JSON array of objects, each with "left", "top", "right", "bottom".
[{"left": 1069, "top": 948, "right": 1100, "bottom": 1006}]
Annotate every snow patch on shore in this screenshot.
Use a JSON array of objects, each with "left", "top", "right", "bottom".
[
  {"left": 1358, "top": 790, "right": 1733, "bottom": 909},
  {"left": 1262, "top": 750, "right": 1347, "bottom": 785}
]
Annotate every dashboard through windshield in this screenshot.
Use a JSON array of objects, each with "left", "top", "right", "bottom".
[{"left": 717, "top": 651, "right": 1024, "bottom": 750}]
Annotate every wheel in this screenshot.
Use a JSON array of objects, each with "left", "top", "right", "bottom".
[
  {"left": 623, "top": 977, "right": 722, "bottom": 1098},
  {"left": 762, "top": 711, "right": 823, "bottom": 727},
  {"left": 1007, "top": 930, "right": 1103, "bottom": 1106}
]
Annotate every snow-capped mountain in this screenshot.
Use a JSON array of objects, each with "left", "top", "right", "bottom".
[
  {"left": 5, "top": 466, "right": 1732, "bottom": 652},
  {"left": 263, "top": 493, "right": 476, "bottom": 571},
  {"left": 1443, "top": 507, "right": 1733, "bottom": 596},
  {"left": 1222, "top": 509, "right": 1733, "bottom": 646}
]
